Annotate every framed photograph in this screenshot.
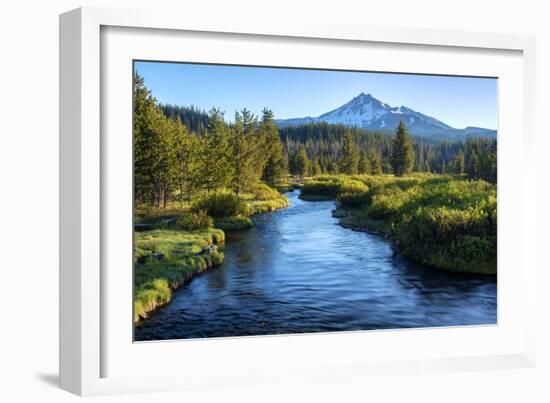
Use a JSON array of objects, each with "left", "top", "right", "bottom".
[{"left": 60, "top": 6, "right": 537, "bottom": 396}]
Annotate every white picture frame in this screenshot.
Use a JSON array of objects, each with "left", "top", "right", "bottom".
[{"left": 59, "top": 6, "right": 537, "bottom": 396}]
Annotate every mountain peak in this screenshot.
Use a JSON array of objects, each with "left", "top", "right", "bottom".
[
  {"left": 275, "top": 92, "right": 496, "bottom": 141},
  {"left": 354, "top": 92, "right": 376, "bottom": 101}
]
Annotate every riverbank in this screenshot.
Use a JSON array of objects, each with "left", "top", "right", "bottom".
[
  {"left": 134, "top": 228, "right": 225, "bottom": 323},
  {"left": 134, "top": 183, "right": 289, "bottom": 323},
  {"left": 300, "top": 174, "right": 497, "bottom": 275},
  {"left": 135, "top": 189, "right": 497, "bottom": 341},
  {"left": 333, "top": 207, "right": 389, "bottom": 236}
]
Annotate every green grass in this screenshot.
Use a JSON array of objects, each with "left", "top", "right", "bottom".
[
  {"left": 134, "top": 228, "right": 224, "bottom": 323},
  {"left": 134, "top": 182, "right": 289, "bottom": 322},
  {"left": 303, "top": 173, "right": 497, "bottom": 274},
  {"left": 214, "top": 216, "right": 254, "bottom": 230},
  {"left": 274, "top": 177, "right": 304, "bottom": 192},
  {"left": 192, "top": 191, "right": 250, "bottom": 218},
  {"left": 249, "top": 197, "right": 289, "bottom": 213}
]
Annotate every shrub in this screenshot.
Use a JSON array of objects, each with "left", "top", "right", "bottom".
[
  {"left": 251, "top": 183, "right": 281, "bottom": 201},
  {"left": 395, "top": 207, "right": 496, "bottom": 273},
  {"left": 301, "top": 179, "right": 341, "bottom": 198},
  {"left": 338, "top": 191, "right": 371, "bottom": 208},
  {"left": 367, "top": 188, "right": 408, "bottom": 220},
  {"left": 336, "top": 180, "right": 370, "bottom": 208},
  {"left": 301, "top": 176, "right": 368, "bottom": 199},
  {"left": 175, "top": 210, "right": 213, "bottom": 231},
  {"left": 192, "top": 191, "right": 249, "bottom": 218},
  {"left": 339, "top": 180, "right": 368, "bottom": 194},
  {"left": 250, "top": 198, "right": 289, "bottom": 213},
  {"left": 210, "top": 251, "right": 224, "bottom": 266},
  {"left": 323, "top": 173, "right": 497, "bottom": 274},
  {"left": 215, "top": 216, "right": 254, "bottom": 230},
  {"left": 211, "top": 229, "right": 225, "bottom": 244}
]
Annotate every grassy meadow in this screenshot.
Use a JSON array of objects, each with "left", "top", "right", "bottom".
[{"left": 300, "top": 173, "right": 497, "bottom": 274}]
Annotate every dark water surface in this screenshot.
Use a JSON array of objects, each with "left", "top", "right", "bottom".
[{"left": 135, "top": 190, "right": 496, "bottom": 341}]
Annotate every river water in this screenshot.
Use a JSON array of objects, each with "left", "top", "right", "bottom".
[{"left": 135, "top": 190, "right": 496, "bottom": 341}]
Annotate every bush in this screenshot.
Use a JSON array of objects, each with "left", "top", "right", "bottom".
[
  {"left": 366, "top": 188, "right": 409, "bottom": 220},
  {"left": 301, "top": 179, "right": 341, "bottom": 198},
  {"left": 395, "top": 207, "right": 496, "bottom": 273},
  {"left": 210, "top": 251, "right": 224, "bottom": 266},
  {"left": 215, "top": 216, "right": 254, "bottom": 230},
  {"left": 175, "top": 210, "right": 213, "bottom": 231},
  {"left": 250, "top": 198, "right": 289, "bottom": 213},
  {"left": 339, "top": 180, "right": 369, "bottom": 194},
  {"left": 301, "top": 176, "right": 368, "bottom": 199},
  {"left": 321, "top": 173, "right": 497, "bottom": 274},
  {"left": 251, "top": 183, "right": 281, "bottom": 201},
  {"left": 192, "top": 191, "right": 250, "bottom": 218},
  {"left": 338, "top": 191, "right": 371, "bottom": 208}
]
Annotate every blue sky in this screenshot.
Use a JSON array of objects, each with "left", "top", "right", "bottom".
[{"left": 135, "top": 61, "right": 497, "bottom": 130}]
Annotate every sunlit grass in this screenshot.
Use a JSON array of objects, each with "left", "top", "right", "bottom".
[
  {"left": 134, "top": 228, "right": 224, "bottom": 323},
  {"left": 304, "top": 173, "right": 497, "bottom": 274},
  {"left": 134, "top": 182, "right": 290, "bottom": 323}
]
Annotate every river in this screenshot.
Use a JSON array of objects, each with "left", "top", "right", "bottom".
[{"left": 135, "top": 190, "right": 496, "bottom": 341}]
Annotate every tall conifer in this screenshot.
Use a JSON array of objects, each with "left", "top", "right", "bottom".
[{"left": 391, "top": 121, "right": 414, "bottom": 176}]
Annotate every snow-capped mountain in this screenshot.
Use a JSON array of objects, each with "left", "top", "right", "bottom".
[{"left": 275, "top": 92, "right": 496, "bottom": 141}]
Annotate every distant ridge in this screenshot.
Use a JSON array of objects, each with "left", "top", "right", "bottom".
[{"left": 275, "top": 92, "right": 496, "bottom": 141}]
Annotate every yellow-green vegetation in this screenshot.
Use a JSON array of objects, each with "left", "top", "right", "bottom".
[
  {"left": 246, "top": 183, "right": 289, "bottom": 213},
  {"left": 214, "top": 216, "right": 254, "bottom": 230},
  {"left": 301, "top": 174, "right": 497, "bottom": 274},
  {"left": 134, "top": 183, "right": 289, "bottom": 323},
  {"left": 190, "top": 184, "right": 289, "bottom": 225},
  {"left": 134, "top": 228, "right": 225, "bottom": 323},
  {"left": 175, "top": 210, "right": 213, "bottom": 231},
  {"left": 136, "top": 183, "right": 288, "bottom": 230},
  {"left": 274, "top": 177, "right": 305, "bottom": 193},
  {"left": 300, "top": 175, "right": 369, "bottom": 202},
  {"left": 192, "top": 190, "right": 251, "bottom": 217}
]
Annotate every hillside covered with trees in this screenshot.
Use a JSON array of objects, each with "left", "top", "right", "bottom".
[{"left": 152, "top": 96, "right": 497, "bottom": 194}]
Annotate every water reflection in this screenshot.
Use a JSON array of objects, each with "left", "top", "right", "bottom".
[{"left": 135, "top": 190, "right": 496, "bottom": 341}]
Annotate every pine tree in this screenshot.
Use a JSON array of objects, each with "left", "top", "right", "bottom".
[
  {"left": 197, "top": 108, "right": 233, "bottom": 192},
  {"left": 391, "top": 121, "right": 414, "bottom": 176},
  {"left": 295, "top": 146, "right": 310, "bottom": 177},
  {"left": 453, "top": 151, "right": 465, "bottom": 174},
  {"left": 466, "top": 151, "right": 478, "bottom": 178},
  {"left": 327, "top": 159, "right": 340, "bottom": 174},
  {"left": 340, "top": 131, "right": 359, "bottom": 174},
  {"left": 358, "top": 150, "right": 371, "bottom": 174},
  {"left": 367, "top": 149, "right": 382, "bottom": 175},
  {"left": 260, "top": 109, "right": 286, "bottom": 185},
  {"left": 311, "top": 157, "right": 322, "bottom": 176},
  {"left": 228, "top": 112, "right": 257, "bottom": 194},
  {"left": 133, "top": 73, "right": 157, "bottom": 205},
  {"left": 172, "top": 118, "right": 199, "bottom": 205},
  {"left": 133, "top": 72, "right": 175, "bottom": 207}
]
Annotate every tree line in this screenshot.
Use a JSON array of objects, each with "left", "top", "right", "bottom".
[
  {"left": 162, "top": 106, "right": 497, "bottom": 182},
  {"left": 134, "top": 73, "right": 286, "bottom": 207},
  {"left": 281, "top": 121, "right": 496, "bottom": 182},
  {"left": 135, "top": 73, "right": 497, "bottom": 208}
]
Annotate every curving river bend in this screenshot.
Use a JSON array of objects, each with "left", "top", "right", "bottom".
[{"left": 135, "top": 190, "right": 496, "bottom": 341}]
